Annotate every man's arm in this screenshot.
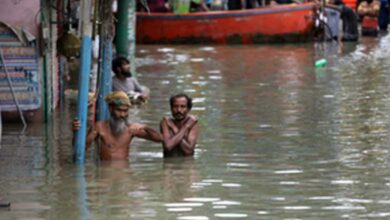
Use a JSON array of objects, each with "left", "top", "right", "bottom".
[
  {"left": 200, "top": 0, "right": 209, "bottom": 11},
  {"left": 72, "top": 119, "right": 98, "bottom": 149},
  {"left": 370, "top": 0, "right": 380, "bottom": 17},
  {"left": 131, "top": 123, "right": 162, "bottom": 142},
  {"left": 178, "top": 122, "right": 199, "bottom": 156},
  {"left": 241, "top": 0, "right": 246, "bottom": 9},
  {"left": 131, "top": 78, "right": 144, "bottom": 93},
  {"left": 160, "top": 118, "right": 183, "bottom": 151},
  {"left": 357, "top": 2, "right": 368, "bottom": 16},
  {"left": 160, "top": 116, "right": 197, "bottom": 152},
  {"left": 85, "top": 127, "right": 99, "bottom": 149},
  {"left": 164, "top": 0, "right": 171, "bottom": 11}
]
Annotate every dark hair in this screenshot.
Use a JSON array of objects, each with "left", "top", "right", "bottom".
[
  {"left": 169, "top": 93, "right": 192, "bottom": 110},
  {"left": 112, "top": 55, "right": 130, "bottom": 74},
  {"left": 333, "top": 0, "right": 343, "bottom": 5}
]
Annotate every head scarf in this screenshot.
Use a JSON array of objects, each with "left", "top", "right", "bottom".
[{"left": 105, "top": 91, "right": 131, "bottom": 107}]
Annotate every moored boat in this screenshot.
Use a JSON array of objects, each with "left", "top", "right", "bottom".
[{"left": 136, "top": 3, "right": 317, "bottom": 44}]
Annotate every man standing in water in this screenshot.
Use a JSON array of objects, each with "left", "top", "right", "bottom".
[
  {"left": 72, "top": 91, "right": 161, "bottom": 160},
  {"left": 160, "top": 93, "right": 199, "bottom": 157},
  {"left": 112, "top": 56, "right": 149, "bottom": 104}
]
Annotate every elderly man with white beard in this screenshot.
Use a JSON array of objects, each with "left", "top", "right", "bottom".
[{"left": 72, "top": 91, "right": 162, "bottom": 160}]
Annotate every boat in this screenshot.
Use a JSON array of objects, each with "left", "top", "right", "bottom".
[{"left": 136, "top": 3, "right": 317, "bottom": 44}]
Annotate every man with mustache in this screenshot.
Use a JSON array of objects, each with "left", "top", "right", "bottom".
[
  {"left": 72, "top": 91, "right": 161, "bottom": 160},
  {"left": 160, "top": 93, "right": 199, "bottom": 157},
  {"left": 112, "top": 56, "right": 149, "bottom": 104}
]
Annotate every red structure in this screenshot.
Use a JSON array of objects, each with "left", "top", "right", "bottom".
[
  {"left": 136, "top": 3, "right": 316, "bottom": 44},
  {"left": 343, "top": 0, "right": 357, "bottom": 10}
]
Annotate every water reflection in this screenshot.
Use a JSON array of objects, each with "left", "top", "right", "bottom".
[
  {"left": 2, "top": 35, "right": 390, "bottom": 219},
  {"left": 162, "top": 158, "right": 201, "bottom": 201}
]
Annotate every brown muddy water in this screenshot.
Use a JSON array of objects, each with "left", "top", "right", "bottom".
[{"left": 2, "top": 35, "right": 390, "bottom": 220}]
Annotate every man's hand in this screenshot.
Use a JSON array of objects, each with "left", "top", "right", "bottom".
[
  {"left": 188, "top": 115, "right": 198, "bottom": 122},
  {"left": 164, "top": 2, "right": 171, "bottom": 11},
  {"left": 138, "top": 94, "right": 148, "bottom": 103},
  {"left": 185, "top": 115, "right": 198, "bottom": 129},
  {"left": 72, "top": 118, "right": 80, "bottom": 131},
  {"left": 72, "top": 118, "right": 98, "bottom": 136}
]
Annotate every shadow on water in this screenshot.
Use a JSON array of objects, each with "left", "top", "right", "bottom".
[{"left": 2, "top": 33, "right": 390, "bottom": 219}]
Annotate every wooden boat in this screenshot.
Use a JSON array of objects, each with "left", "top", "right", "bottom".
[{"left": 136, "top": 3, "right": 317, "bottom": 44}]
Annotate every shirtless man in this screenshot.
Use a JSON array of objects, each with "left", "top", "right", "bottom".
[
  {"left": 72, "top": 91, "right": 161, "bottom": 160},
  {"left": 160, "top": 93, "right": 199, "bottom": 157}
]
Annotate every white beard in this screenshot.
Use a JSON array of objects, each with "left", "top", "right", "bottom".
[{"left": 109, "top": 116, "right": 130, "bottom": 135}]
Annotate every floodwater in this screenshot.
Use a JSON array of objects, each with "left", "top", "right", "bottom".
[{"left": 2, "top": 34, "right": 390, "bottom": 220}]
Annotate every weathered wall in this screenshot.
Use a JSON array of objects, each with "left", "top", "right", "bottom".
[{"left": 0, "top": 0, "right": 40, "bottom": 37}]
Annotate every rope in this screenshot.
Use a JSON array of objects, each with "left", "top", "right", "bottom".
[
  {"left": 314, "top": 8, "right": 339, "bottom": 43},
  {"left": 0, "top": 48, "right": 27, "bottom": 129},
  {"left": 321, "top": 19, "right": 338, "bottom": 43}
]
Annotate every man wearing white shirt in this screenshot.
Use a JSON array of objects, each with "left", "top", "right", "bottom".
[{"left": 111, "top": 56, "right": 149, "bottom": 104}]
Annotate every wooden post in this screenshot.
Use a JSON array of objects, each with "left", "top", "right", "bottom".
[
  {"left": 74, "top": 0, "right": 93, "bottom": 164},
  {"left": 96, "top": 0, "right": 114, "bottom": 121},
  {"left": 128, "top": 0, "right": 137, "bottom": 79},
  {"left": 115, "top": 0, "right": 137, "bottom": 78},
  {"left": 40, "top": 0, "right": 52, "bottom": 122},
  {"left": 115, "top": 0, "right": 130, "bottom": 57}
]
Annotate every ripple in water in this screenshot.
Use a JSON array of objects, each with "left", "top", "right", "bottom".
[
  {"left": 11, "top": 202, "right": 51, "bottom": 210},
  {"left": 192, "top": 81, "right": 208, "bottom": 86},
  {"left": 366, "top": 212, "right": 390, "bottom": 217},
  {"left": 214, "top": 213, "right": 248, "bottom": 218},
  {"left": 157, "top": 48, "right": 175, "bottom": 53},
  {"left": 321, "top": 206, "right": 366, "bottom": 210},
  {"left": 279, "top": 181, "right": 300, "bottom": 185},
  {"left": 191, "top": 182, "right": 212, "bottom": 189},
  {"left": 308, "top": 196, "right": 335, "bottom": 200},
  {"left": 202, "top": 179, "right": 224, "bottom": 183},
  {"left": 283, "top": 206, "right": 312, "bottom": 210},
  {"left": 221, "top": 183, "right": 241, "bottom": 188},
  {"left": 274, "top": 170, "right": 303, "bottom": 174},
  {"left": 226, "top": 163, "right": 250, "bottom": 168},
  {"left": 191, "top": 58, "right": 205, "bottom": 62},
  {"left": 377, "top": 200, "right": 390, "bottom": 204},
  {"left": 184, "top": 197, "right": 220, "bottom": 202},
  {"left": 257, "top": 211, "right": 269, "bottom": 215},
  {"left": 165, "top": 203, "right": 204, "bottom": 207},
  {"left": 330, "top": 180, "right": 358, "bottom": 185},
  {"left": 213, "top": 205, "right": 227, "bottom": 209},
  {"left": 333, "top": 198, "right": 373, "bottom": 203},
  {"left": 177, "top": 216, "right": 209, "bottom": 220},
  {"left": 192, "top": 97, "right": 206, "bottom": 103},
  {"left": 212, "top": 200, "right": 241, "bottom": 206},
  {"left": 199, "top": 47, "right": 215, "bottom": 52},
  {"left": 209, "top": 75, "right": 222, "bottom": 80},
  {"left": 167, "top": 207, "right": 192, "bottom": 212}
]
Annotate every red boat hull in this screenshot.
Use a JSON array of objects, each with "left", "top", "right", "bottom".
[{"left": 136, "top": 3, "right": 316, "bottom": 44}]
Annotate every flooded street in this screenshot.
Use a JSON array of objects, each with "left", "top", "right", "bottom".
[{"left": 2, "top": 35, "right": 390, "bottom": 219}]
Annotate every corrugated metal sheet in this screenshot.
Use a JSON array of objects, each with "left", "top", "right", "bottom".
[{"left": 0, "top": 22, "right": 40, "bottom": 111}]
